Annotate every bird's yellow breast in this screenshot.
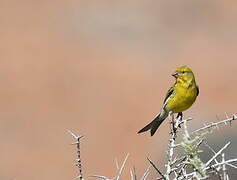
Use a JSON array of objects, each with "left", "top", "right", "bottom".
[{"left": 166, "top": 85, "right": 198, "bottom": 113}]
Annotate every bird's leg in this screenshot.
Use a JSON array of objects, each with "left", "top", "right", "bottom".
[
  {"left": 172, "top": 114, "right": 176, "bottom": 133},
  {"left": 176, "top": 112, "right": 183, "bottom": 120},
  {"left": 168, "top": 111, "right": 177, "bottom": 135},
  {"left": 177, "top": 112, "right": 183, "bottom": 128}
]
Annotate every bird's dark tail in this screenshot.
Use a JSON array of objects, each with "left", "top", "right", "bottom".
[{"left": 137, "top": 114, "right": 165, "bottom": 136}]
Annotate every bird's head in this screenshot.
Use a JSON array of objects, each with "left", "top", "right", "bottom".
[{"left": 172, "top": 66, "right": 195, "bottom": 85}]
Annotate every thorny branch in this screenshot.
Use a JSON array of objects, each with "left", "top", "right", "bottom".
[
  {"left": 165, "top": 112, "right": 189, "bottom": 179},
  {"left": 68, "top": 130, "right": 84, "bottom": 180},
  {"left": 192, "top": 114, "right": 237, "bottom": 135},
  {"left": 68, "top": 114, "right": 237, "bottom": 180},
  {"left": 163, "top": 114, "right": 237, "bottom": 180}
]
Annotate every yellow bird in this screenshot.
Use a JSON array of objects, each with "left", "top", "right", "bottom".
[{"left": 138, "top": 66, "right": 199, "bottom": 136}]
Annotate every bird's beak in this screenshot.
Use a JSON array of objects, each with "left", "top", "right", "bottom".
[{"left": 172, "top": 72, "right": 179, "bottom": 78}]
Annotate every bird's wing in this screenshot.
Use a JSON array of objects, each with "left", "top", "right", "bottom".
[
  {"left": 163, "top": 86, "right": 175, "bottom": 105},
  {"left": 196, "top": 85, "right": 199, "bottom": 96}
]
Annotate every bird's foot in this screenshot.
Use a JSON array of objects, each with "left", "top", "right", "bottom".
[{"left": 176, "top": 112, "right": 183, "bottom": 128}]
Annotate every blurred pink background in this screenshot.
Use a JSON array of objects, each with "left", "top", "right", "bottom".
[{"left": 0, "top": 0, "right": 237, "bottom": 179}]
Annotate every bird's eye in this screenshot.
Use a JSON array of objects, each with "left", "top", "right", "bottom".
[{"left": 182, "top": 71, "right": 185, "bottom": 74}]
